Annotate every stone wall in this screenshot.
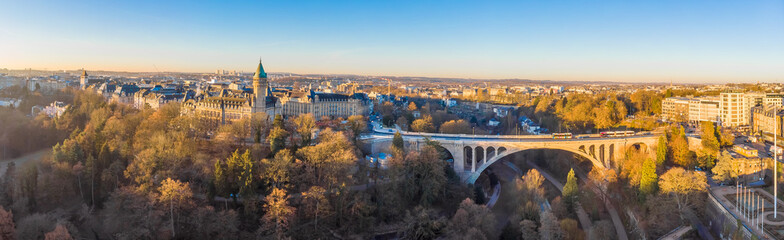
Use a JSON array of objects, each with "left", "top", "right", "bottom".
[{"left": 705, "top": 189, "right": 754, "bottom": 239}]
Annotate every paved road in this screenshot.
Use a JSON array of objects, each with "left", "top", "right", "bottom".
[
  {"left": 526, "top": 162, "right": 594, "bottom": 232},
  {"left": 735, "top": 135, "right": 784, "bottom": 162},
  {"left": 485, "top": 182, "right": 501, "bottom": 209},
  {"left": 569, "top": 166, "right": 629, "bottom": 240},
  {"left": 486, "top": 161, "right": 523, "bottom": 233},
  {"left": 659, "top": 225, "right": 693, "bottom": 240},
  {"left": 365, "top": 122, "right": 661, "bottom": 143},
  {"left": 485, "top": 160, "right": 519, "bottom": 210},
  {"left": 0, "top": 149, "right": 50, "bottom": 177}
]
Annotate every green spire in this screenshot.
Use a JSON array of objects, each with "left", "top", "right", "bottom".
[{"left": 253, "top": 59, "right": 267, "bottom": 79}]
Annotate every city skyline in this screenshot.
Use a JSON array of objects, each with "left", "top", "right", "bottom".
[
  {"left": 4, "top": 1, "right": 784, "bottom": 239},
  {"left": 1, "top": 0, "right": 783, "bottom": 83}
]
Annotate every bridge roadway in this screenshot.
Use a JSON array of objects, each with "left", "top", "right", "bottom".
[
  {"left": 363, "top": 125, "right": 662, "bottom": 183},
  {"left": 368, "top": 128, "right": 657, "bottom": 142}
]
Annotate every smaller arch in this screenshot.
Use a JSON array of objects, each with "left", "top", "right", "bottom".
[
  {"left": 589, "top": 145, "right": 596, "bottom": 159},
  {"left": 486, "top": 147, "right": 496, "bottom": 161},
  {"left": 631, "top": 142, "right": 649, "bottom": 154},
  {"left": 608, "top": 144, "right": 615, "bottom": 167},
  {"left": 475, "top": 147, "right": 485, "bottom": 165},
  {"left": 498, "top": 147, "right": 507, "bottom": 155},
  {"left": 578, "top": 145, "right": 587, "bottom": 154},
  {"left": 599, "top": 144, "right": 606, "bottom": 166},
  {"left": 464, "top": 146, "right": 473, "bottom": 172}
]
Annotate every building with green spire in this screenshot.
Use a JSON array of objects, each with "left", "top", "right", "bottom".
[
  {"left": 181, "top": 59, "right": 368, "bottom": 125},
  {"left": 80, "top": 69, "right": 88, "bottom": 90},
  {"left": 252, "top": 60, "right": 268, "bottom": 114}
]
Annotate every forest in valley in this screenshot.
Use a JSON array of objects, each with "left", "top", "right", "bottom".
[
  {"left": 0, "top": 86, "right": 745, "bottom": 239},
  {"left": 0, "top": 89, "right": 478, "bottom": 239}
]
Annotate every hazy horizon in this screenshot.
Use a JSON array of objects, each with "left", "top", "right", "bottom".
[
  {"left": 4, "top": 67, "right": 784, "bottom": 86},
  {"left": 1, "top": 0, "right": 783, "bottom": 83}
]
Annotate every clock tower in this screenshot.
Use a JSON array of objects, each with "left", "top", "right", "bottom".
[
  {"left": 80, "top": 70, "right": 88, "bottom": 89},
  {"left": 252, "top": 60, "right": 268, "bottom": 113}
]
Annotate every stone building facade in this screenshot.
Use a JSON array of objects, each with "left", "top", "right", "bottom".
[{"left": 181, "top": 60, "right": 368, "bottom": 125}]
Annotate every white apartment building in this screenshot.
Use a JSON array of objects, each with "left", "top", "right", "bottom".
[
  {"left": 745, "top": 92, "right": 766, "bottom": 115},
  {"left": 662, "top": 97, "right": 691, "bottom": 122},
  {"left": 688, "top": 97, "right": 720, "bottom": 123},
  {"left": 716, "top": 91, "right": 784, "bottom": 128},
  {"left": 720, "top": 91, "right": 748, "bottom": 127},
  {"left": 764, "top": 93, "right": 784, "bottom": 108},
  {"left": 663, "top": 91, "right": 782, "bottom": 127}
]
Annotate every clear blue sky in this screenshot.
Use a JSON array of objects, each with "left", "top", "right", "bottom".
[{"left": 1, "top": 0, "right": 782, "bottom": 83}]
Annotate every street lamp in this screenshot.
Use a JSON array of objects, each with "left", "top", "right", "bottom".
[{"left": 773, "top": 106, "right": 779, "bottom": 219}]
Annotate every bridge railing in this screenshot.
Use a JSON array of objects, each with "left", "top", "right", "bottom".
[
  {"left": 373, "top": 126, "right": 660, "bottom": 140},
  {"left": 372, "top": 125, "right": 546, "bottom": 138}
]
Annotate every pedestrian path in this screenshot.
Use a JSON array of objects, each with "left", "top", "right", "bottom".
[
  {"left": 0, "top": 149, "right": 50, "bottom": 177},
  {"left": 658, "top": 225, "right": 693, "bottom": 240},
  {"left": 526, "top": 162, "right": 594, "bottom": 232},
  {"left": 486, "top": 183, "right": 501, "bottom": 208},
  {"left": 568, "top": 166, "right": 629, "bottom": 240}
]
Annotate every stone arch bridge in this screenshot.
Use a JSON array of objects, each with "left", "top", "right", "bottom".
[{"left": 364, "top": 131, "right": 661, "bottom": 184}]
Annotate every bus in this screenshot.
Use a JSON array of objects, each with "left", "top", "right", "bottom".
[
  {"left": 600, "top": 131, "right": 635, "bottom": 138},
  {"left": 552, "top": 133, "right": 573, "bottom": 139}
]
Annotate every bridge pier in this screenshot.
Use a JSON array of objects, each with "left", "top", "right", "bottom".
[
  {"left": 451, "top": 145, "right": 464, "bottom": 175},
  {"left": 472, "top": 146, "right": 477, "bottom": 172}
]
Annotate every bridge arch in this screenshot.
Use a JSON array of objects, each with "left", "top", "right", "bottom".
[
  {"left": 475, "top": 147, "right": 485, "bottom": 165},
  {"left": 608, "top": 143, "right": 615, "bottom": 167},
  {"left": 367, "top": 129, "right": 661, "bottom": 185},
  {"left": 466, "top": 146, "right": 606, "bottom": 184},
  {"left": 463, "top": 146, "right": 473, "bottom": 171},
  {"left": 630, "top": 142, "right": 650, "bottom": 153},
  {"left": 588, "top": 145, "right": 596, "bottom": 159},
  {"left": 599, "top": 144, "right": 606, "bottom": 165},
  {"left": 486, "top": 147, "right": 496, "bottom": 160}
]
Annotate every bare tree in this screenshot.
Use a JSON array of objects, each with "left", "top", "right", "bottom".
[{"left": 158, "top": 178, "right": 193, "bottom": 238}]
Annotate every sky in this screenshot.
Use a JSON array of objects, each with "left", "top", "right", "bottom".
[{"left": 1, "top": 0, "right": 783, "bottom": 83}]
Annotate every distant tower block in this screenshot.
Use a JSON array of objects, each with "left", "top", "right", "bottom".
[{"left": 80, "top": 70, "right": 88, "bottom": 90}]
